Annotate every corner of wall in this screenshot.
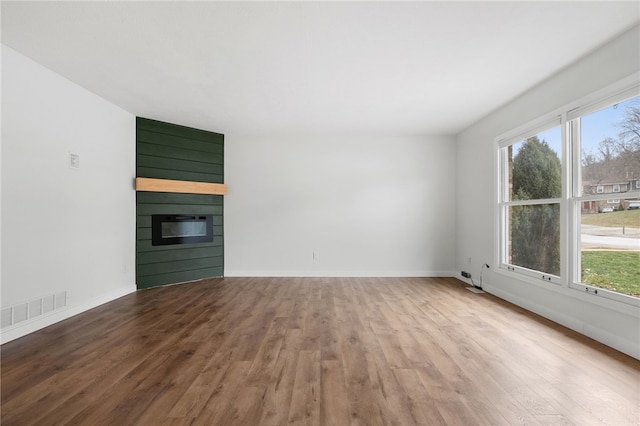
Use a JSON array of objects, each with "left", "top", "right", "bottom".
[{"left": 1, "top": 46, "right": 137, "bottom": 344}]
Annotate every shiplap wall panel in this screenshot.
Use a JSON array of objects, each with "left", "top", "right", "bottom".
[
  {"left": 136, "top": 117, "right": 224, "bottom": 289},
  {"left": 136, "top": 168, "right": 224, "bottom": 183},
  {"left": 136, "top": 145, "right": 223, "bottom": 166}
]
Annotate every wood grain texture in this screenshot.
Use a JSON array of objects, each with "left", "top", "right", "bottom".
[
  {"left": 135, "top": 177, "right": 228, "bottom": 195},
  {"left": 2, "top": 277, "right": 639, "bottom": 425}
]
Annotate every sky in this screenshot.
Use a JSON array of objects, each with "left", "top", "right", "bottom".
[
  {"left": 580, "top": 96, "right": 637, "bottom": 157},
  {"left": 513, "top": 95, "right": 638, "bottom": 160}
]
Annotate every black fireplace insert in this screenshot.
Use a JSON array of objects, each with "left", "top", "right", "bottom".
[{"left": 151, "top": 214, "right": 213, "bottom": 246}]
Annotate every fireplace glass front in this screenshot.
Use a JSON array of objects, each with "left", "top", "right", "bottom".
[{"left": 152, "top": 215, "right": 213, "bottom": 246}]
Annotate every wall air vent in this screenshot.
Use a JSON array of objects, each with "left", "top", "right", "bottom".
[
  {"left": 0, "top": 291, "right": 68, "bottom": 329},
  {"left": 1, "top": 307, "right": 13, "bottom": 329}
]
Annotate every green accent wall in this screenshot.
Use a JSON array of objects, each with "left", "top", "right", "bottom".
[{"left": 136, "top": 117, "right": 224, "bottom": 289}]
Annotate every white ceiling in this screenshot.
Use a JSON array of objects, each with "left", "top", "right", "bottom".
[{"left": 2, "top": 1, "right": 639, "bottom": 135}]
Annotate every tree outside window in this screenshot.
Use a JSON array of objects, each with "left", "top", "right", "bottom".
[{"left": 504, "top": 131, "right": 562, "bottom": 277}]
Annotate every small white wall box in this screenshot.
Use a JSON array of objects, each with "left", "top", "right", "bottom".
[{"left": 69, "top": 153, "right": 80, "bottom": 169}]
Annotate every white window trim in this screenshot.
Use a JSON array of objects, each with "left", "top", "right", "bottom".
[
  {"left": 495, "top": 73, "right": 640, "bottom": 308},
  {"left": 613, "top": 184, "right": 621, "bottom": 193},
  {"left": 497, "top": 119, "right": 563, "bottom": 286}
]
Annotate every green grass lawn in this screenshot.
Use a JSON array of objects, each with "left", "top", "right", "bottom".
[
  {"left": 581, "top": 209, "right": 640, "bottom": 228},
  {"left": 582, "top": 251, "right": 640, "bottom": 297}
]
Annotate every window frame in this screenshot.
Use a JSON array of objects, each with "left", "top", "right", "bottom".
[
  {"left": 496, "top": 74, "right": 640, "bottom": 307},
  {"left": 568, "top": 88, "right": 640, "bottom": 305},
  {"left": 497, "top": 117, "right": 563, "bottom": 285}
]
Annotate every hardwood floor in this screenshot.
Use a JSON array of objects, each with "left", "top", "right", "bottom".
[{"left": 1, "top": 277, "right": 639, "bottom": 425}]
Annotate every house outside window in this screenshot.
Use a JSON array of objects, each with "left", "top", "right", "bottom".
[
  {"left": 596, "top": 185, "right": 604, "bottom": 193},
  {"left": 613, "top": 184, "right": 621, "bottom": 193}
]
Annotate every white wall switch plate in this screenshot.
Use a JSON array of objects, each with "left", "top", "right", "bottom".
[{"left": 69, "top": 152, "right": 80, "bottom": 169}]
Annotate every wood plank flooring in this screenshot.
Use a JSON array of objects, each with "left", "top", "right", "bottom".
[{"left": 2, "top": 277, "right": 639, "bottom": 425}]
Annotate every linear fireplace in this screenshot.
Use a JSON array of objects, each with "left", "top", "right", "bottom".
[{"left": 151, "top": 214, "right": 213, "bottom": 246}]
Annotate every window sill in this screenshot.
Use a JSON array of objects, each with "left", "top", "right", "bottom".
[{"left": 494, "top": 266, "right": 640, "bottom": 317}]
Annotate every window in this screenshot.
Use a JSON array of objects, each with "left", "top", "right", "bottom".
[
  {"left": 499, "top": 124, "right": 562, "bottom": 281},
  {"left": 498, "top": 80, "right": 640, "bottom": 305},
  {"left": 573, "top": 94, "right": 640, "bottom": 301}
]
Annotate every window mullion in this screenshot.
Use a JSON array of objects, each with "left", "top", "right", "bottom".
[
  {"left": 567, "top": 116, "right": 580, "bottom": 288},
  {"left": 560, "top": 113, "right": 569, "bottom": 286}
]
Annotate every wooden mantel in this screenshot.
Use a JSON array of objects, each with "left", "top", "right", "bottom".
[{"left": 135, "top": 177, "right": 227, "bottom": 195}]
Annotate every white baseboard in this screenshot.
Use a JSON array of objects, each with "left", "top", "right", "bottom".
[{"left": 0, "top": 285, "right": 136, "bottom": 345}]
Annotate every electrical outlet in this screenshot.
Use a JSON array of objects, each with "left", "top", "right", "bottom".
[{"left": 461, "top": 271, "right": 471, "bottom": 279}]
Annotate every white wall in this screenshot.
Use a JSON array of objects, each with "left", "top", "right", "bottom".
[
  {"left": 225, "top": 133, "right": 456, "bottom": 276},
  {"left": 1, "top": 46, "right": 137, "bottom": 343},
  {"left": 455, "top": 26, "right": 640, "bottom": 359}
]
